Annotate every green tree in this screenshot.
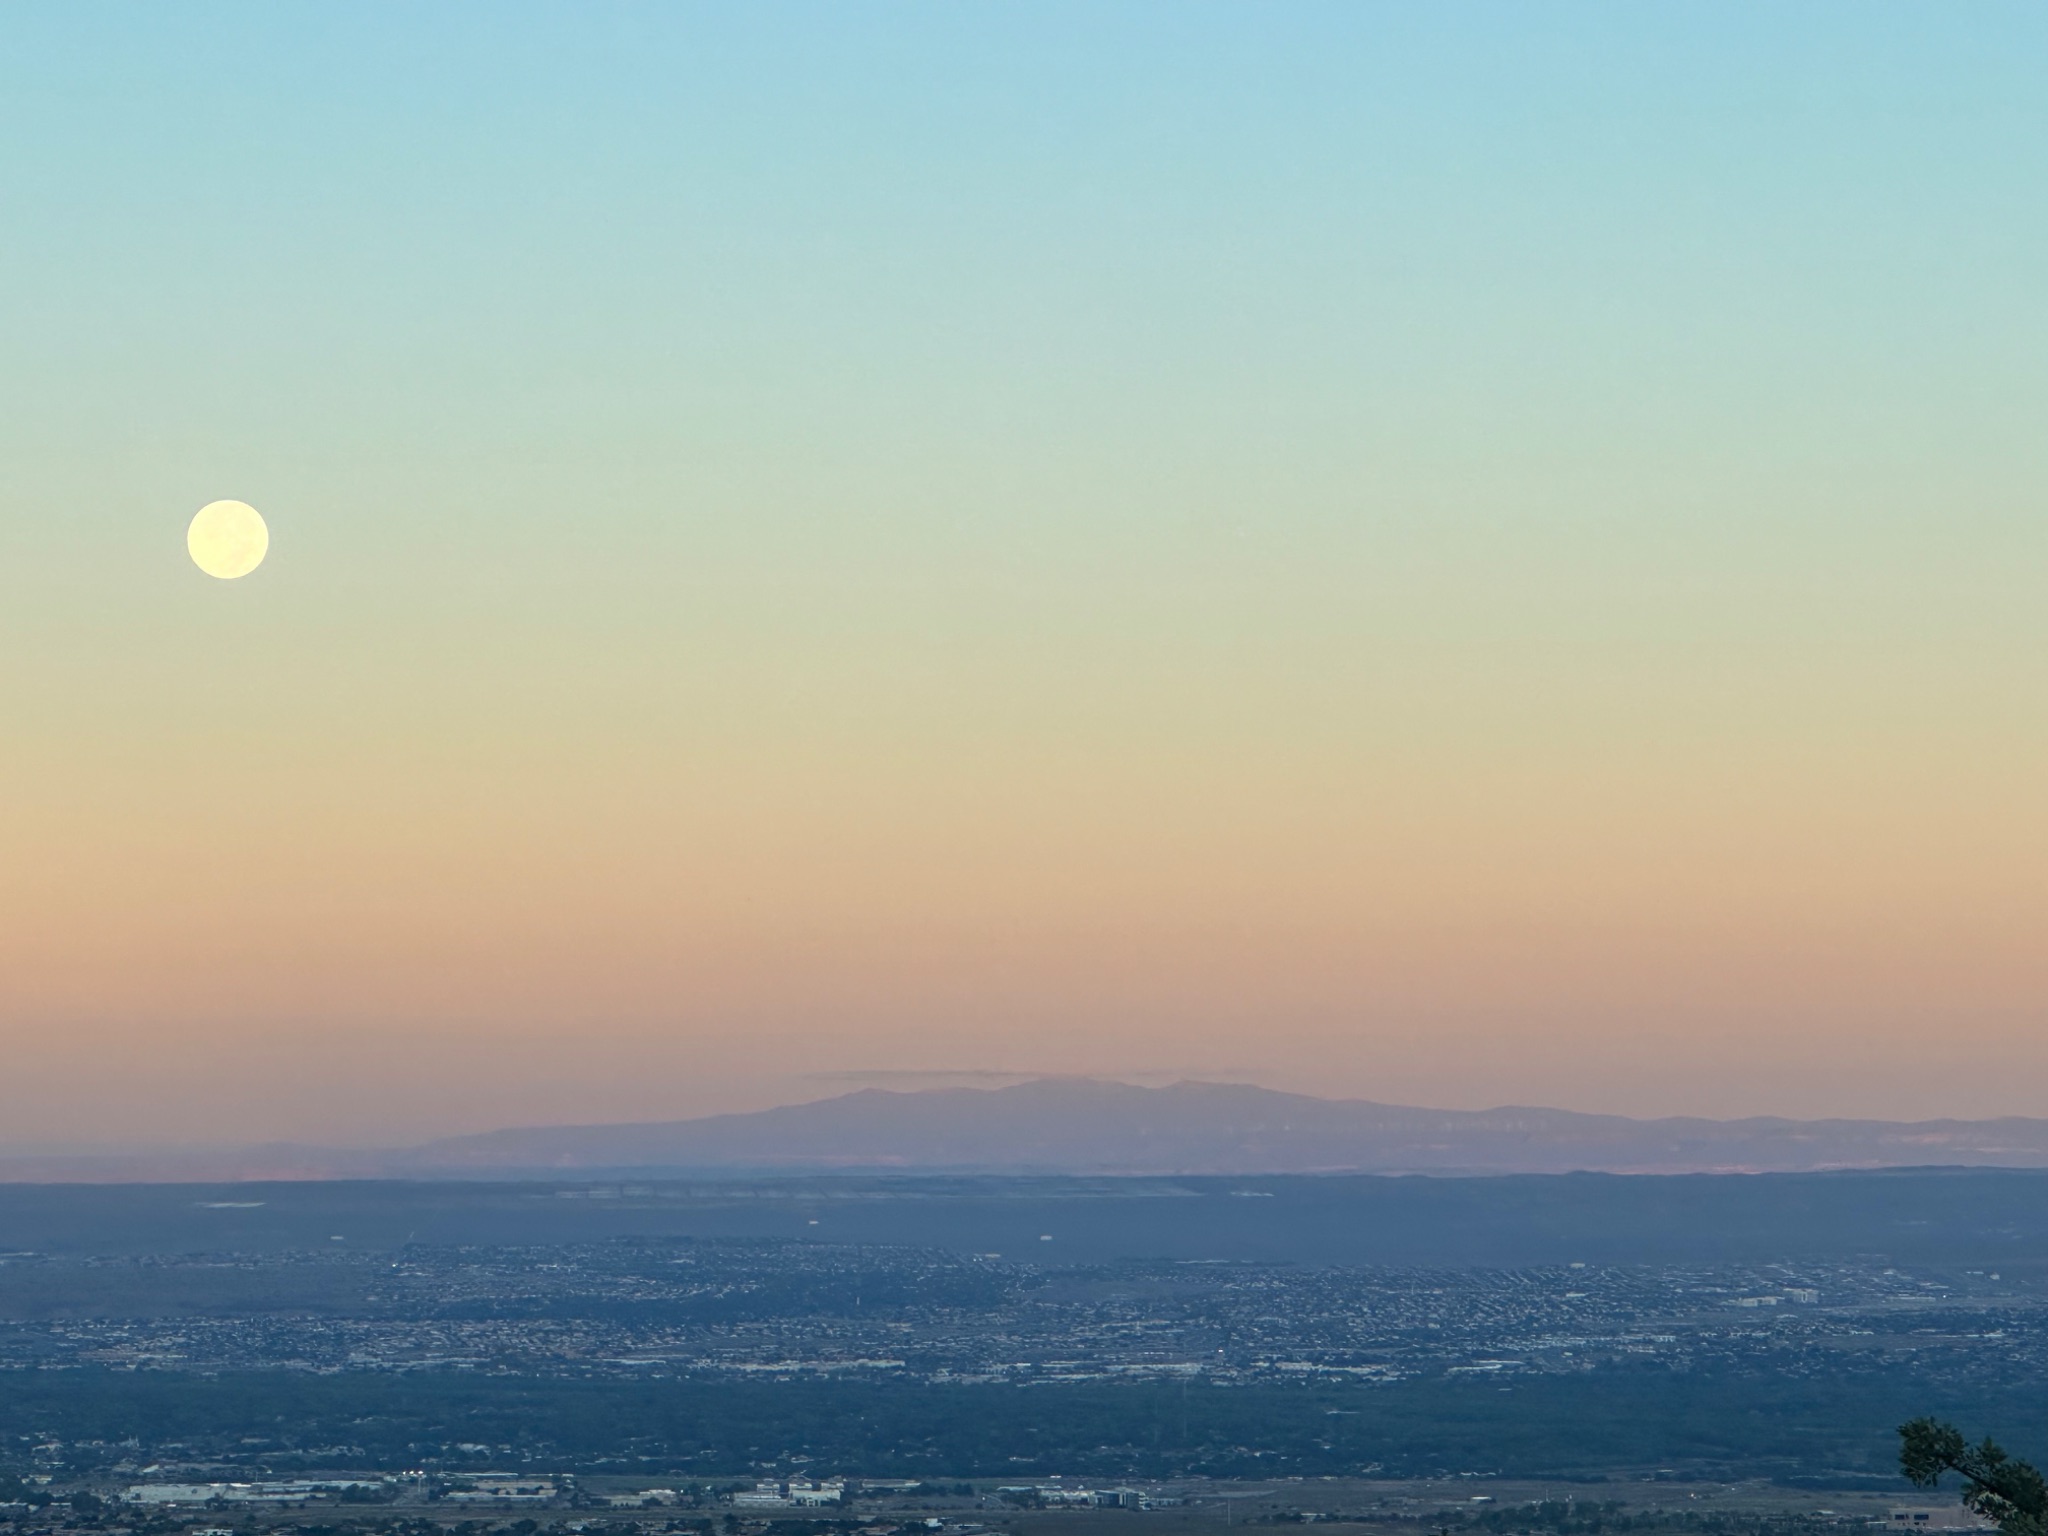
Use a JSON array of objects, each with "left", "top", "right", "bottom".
[{"left": 1900, "top": 1419, "right": 2048, "bottom": 1536}]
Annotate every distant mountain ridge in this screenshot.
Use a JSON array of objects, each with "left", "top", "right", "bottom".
[
  {"left": 401, "top": 1078, "right": 2048, "bottom": 1176},
  {"left": 12, "top": 1078, "right": 2048, "bottom": 1181}
]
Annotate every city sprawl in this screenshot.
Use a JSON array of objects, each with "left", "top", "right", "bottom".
[{"left": 0, "top": 1244, "right": 2034, "bottom": 1388}]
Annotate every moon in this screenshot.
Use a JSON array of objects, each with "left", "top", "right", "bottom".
[{"left": 187, "top": 500, "right": 269, "bottom": 579}]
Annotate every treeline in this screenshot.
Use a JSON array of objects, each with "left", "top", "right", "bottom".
[
  {"left": 1458, "top": 1504, "right": 1856, "bottom": 1536},
  {"left": 1260, "top": 1511, "right": 1870, "bottom": 1536},
  {"left": 0, "top": 1363, "right": 2026, "bottom": 1481}
]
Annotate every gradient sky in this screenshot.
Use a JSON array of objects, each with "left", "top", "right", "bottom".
[{"left": 5, "top": 3, "right": 2047, "bottom": 1147}]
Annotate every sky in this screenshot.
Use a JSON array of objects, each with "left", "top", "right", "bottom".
[{"left": 4, "top": 2, "right": 2047, "bottom": 1148}]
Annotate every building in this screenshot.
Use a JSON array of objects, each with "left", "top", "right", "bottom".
[
  {"left": 733, "top": 1479, "right": 845, "bottom": 1510},
  {"left": 1889, "top": 1511, "right": 1993, "bottom": 1531},
  {"left": 124, "top": 1481, "right": 388, "bottom": 1506}
]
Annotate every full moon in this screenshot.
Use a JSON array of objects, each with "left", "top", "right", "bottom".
[{"left": 187, "top": 500, "right": 269, "bottom": 579}]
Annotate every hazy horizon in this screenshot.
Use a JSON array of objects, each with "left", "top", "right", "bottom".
[{"left": 14, "top": 1073, "right": 2048, "bottom": 1162}]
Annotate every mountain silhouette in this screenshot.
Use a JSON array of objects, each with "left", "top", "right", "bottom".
[
  {"left": 11, "top": 1079, "right": 2048, "bottom": 1181},
  {"left": 397, "top": 1077, "right": 2048, "bottom": 1176}
]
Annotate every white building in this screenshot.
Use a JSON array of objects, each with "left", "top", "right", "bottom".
[{"left": 733, "top": 1479, "right": 845, "bottom": 1509}]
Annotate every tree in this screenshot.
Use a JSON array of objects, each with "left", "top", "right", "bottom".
[{"left": 1900, "top": 1418, "right": 2048, "bottom": 1536}]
